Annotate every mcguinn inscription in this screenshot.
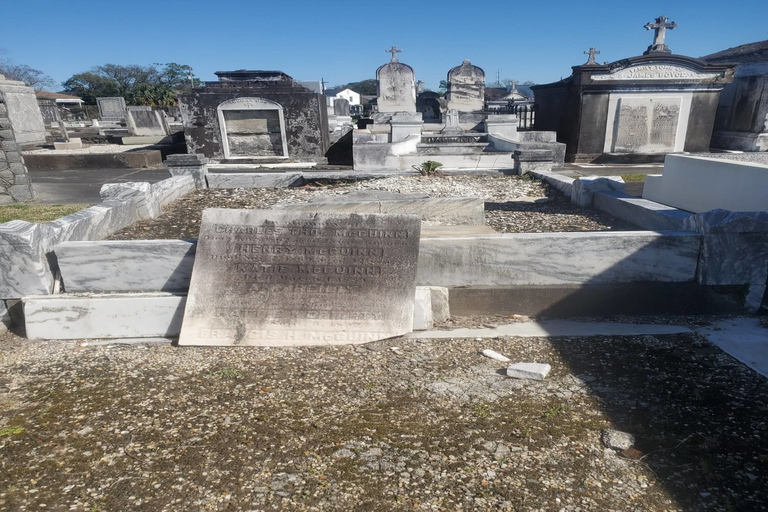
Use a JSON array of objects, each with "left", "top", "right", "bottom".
[{"left": 178, "top": 209, "right": 421, "bottom": 346}]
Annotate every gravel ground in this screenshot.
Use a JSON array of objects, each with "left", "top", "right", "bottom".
[
  {"left": 4, "top": 173, "right": 768, "bottom": 511},
  {"left": 108, "top": 174, "right": 638, "bottom": 240},
  {"left": 2, "top": 323, "right": 768, "bottom": 511}
]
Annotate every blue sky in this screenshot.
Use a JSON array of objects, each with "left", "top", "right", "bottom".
[{"left": 3, "top": 0, "right": 767, "bottom": 92}]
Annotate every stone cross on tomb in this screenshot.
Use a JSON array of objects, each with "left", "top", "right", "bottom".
[
  {"left": 509, "top": 80, "right": 518, "bottom": 91},
  {"left": 583, "top": 47, "right": 601, "bottom": 65},
  {"left": 644, "top": 16, "right": 677, "bottom": 54},
  {"left": 386, "top": 45, "right": 403, "bottom": 63}
]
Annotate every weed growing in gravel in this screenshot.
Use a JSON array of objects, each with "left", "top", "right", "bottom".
[
  {"left": 412, "top": 160, "right": 444, "bottom": 177},
  {"left": 207, "top": 369, "right": 243, "bottom": 379},
  {"left": 473, "top": 401, "right": 491, "bottom": 418},
  {"left": 0, "top": 425, "right": 25, "bottom": 436}
]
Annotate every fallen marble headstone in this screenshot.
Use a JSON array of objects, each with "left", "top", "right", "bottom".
[{"left": 506, "top": 362, "right": 551, "bottom": 380}]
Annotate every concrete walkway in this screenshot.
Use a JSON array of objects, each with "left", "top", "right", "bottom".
[{"left": 409, "top": 317, "right": 768, "bottom": 378}]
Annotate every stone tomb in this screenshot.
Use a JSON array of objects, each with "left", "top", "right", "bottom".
[{"left": 178, "top": 210, "right": 421, "bottom": 346}]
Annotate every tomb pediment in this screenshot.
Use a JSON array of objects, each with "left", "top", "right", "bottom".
[{"left": 592, "top": 64, "right": 722, "bottom": 81}]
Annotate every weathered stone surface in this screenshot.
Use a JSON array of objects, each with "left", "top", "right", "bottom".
[
  {"left": 1, "top": 300, "right": 10, "bottom": 330},
  {"left": 280, "top": 197, "right": 485, "bottom": 225},
  {"left": 683, "top": 209, "right": 768, "bottom": 286},
  {"left": 23, "top": 293, "right": 186, "bottom": 340},
  {"left": 571, "top": 176, "right": 626, "bottom": 207},
  {"left": 311, "top": 191, "right": 429, "bottom": 203},
  {"left": 101, "top": 177, "right": 195, "bottom": 219},
  {"left": 413, "top": 287, "right": 433, "bottom": 331},
  {"left": 507, "top": 362, "right": 551, "bottom": 380},
  {"left": 0, "top": 76, "right": 46, "bottom": 145},
  {"left": 55, "top": 240, "right": 196, "bottom": 293},
  {"left": 447, "top": 60, "right": 485, "bottom": 112},
  {"left": 592, "top": 191, "right": 691, "bottom": 231},
  {"left": 416, "top": 231, "right": 700, "bottom": 287},
  {"left": 46, "top": 200, "right": 140, "bottom": 242},
  {"left": 167, "top": 154, "right": 209, "bottom": 188},
  {"left": 97, "top": 97, "right": 126, "bottom": 121},
  {"left": 125, "top": 107, "right": 168, "bottom": 137},
  {"left": 0, "top": 221, "right": 52, "bottom": 298},
  {"left": 178, "top": 71, "right": 329, "bottom": 162},
  {"left": 376, "top": 53, "right": 416, "bottom": 114},
  {"left": 179, "top": 210, "right": 421, "bottom": 346},
  {"left": 206, "top": 172, "right": 303, "bottom": 189}
]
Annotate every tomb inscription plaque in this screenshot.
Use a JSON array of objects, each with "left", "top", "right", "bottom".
[{"left": 179, "top": 209, "right": 421, "bottom": 346}]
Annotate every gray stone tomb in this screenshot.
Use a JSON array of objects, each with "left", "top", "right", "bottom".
[{"left": 178, "top": 209, "right": 421, "bottom": 346}]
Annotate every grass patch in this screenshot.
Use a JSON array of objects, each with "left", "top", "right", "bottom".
[
  {"left": 620, "top": 173, "right": 647, "bottom": 182},
  {"left": 0, "top": 204, "right": 92, "bottom": 223}
]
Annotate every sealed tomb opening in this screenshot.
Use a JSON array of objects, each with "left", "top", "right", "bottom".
[{"left": 217, "top": 97, "right": 288, "bottom": 159}]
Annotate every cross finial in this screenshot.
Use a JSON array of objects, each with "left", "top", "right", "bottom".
[
  {"left": 509, "top": 80, "right": 518, "bottom": 91},
  {"left": 643, "top": 15, "right": 677, "bottom": 54},
  {"left": 583, "top": 47, "right": 601, "bottom": 65},
  {"left": 386, "top": 45, "right": 403, "bottom": 63}
]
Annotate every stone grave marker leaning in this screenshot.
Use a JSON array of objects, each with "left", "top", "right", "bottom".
[{"left": 178, "top": 209, "right": 421, "bottom": 346}]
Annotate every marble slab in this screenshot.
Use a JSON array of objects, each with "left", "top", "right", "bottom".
[
  {"left": 178, "top": 209, "right": 421, "bottom": 346},
  {"left": 23, "top": 293, "right": 186, "bottom": 340},
  {"left": 684, "top": 209, "right": 768, "bottom": 286},
  {"left": 55, "top": 240, "right": 196, "bottom": 292},
  {"left": 0, "top": 221, "right": 53, "bottom": 298},
  {"left": 279, "top": 197, "right": 486, "bottom": 226},
  {"left": 643, "top": 155, "right": 768, "bottom": 213},
  {"left": 416, "top": 231, "right": 700, "bottom": 287},
  {"left": 206, "top": 173, "right": 303, "bottom": 189}
]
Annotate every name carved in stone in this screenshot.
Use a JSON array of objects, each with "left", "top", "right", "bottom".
[{"left": 592, "top": 65, "right": 721, "bottom": 81}]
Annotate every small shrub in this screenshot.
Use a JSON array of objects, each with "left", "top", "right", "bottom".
[{"left": 412, "top": 160, "right": 444, "bottom": 177}]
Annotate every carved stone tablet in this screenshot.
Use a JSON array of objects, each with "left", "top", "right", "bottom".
[{"left": 178, "top": 209, "right": 421, "bottom": 346}]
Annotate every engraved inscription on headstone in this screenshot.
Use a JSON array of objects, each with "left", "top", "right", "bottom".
[
  {"left": 610, "top": 97, "right": 682, "bottom": 153},
  {"left": 97, "top": 97, "right": 126, "bottom": 121},
  {"left": 178, "top": 210, "right": 421, "bottom": 346}
]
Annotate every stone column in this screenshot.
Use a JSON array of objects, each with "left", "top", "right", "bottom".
[
  {"left": 0, "top": 92, "right": 35, "bottom": 204},
  {"left": 166, "top": 154, "right": 209, "bottom": 188}
]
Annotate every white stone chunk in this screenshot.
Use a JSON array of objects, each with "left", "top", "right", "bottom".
[
  {"left": 413, "top": 287, "right": 433, "bottom": 331},
  {"left": 23, "top": 293, "right": 186, "bottom": 340},
  {"left": 481, "top": 349, "right": 510, "bottom": 362},
  {"left": 506, "top": 362, "right": 551, "bottom": 380},
  {"left": 601, "top": 429, "right": 635, "bottom": 450}
]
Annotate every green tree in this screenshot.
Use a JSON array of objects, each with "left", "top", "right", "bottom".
[
  {"left": 339, "top": 79, "right": 377, "bottom": 95},
  {"left": 438, "top": 80, "right": 448, "bottom": 93},
  {"left": 62, "top": 63, "right": 199, "bottom": 106}
]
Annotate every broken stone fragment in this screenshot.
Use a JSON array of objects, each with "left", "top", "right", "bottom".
[
  {"left": 601, "top": 429, "right": 636, "bottom": 450},
  {"left": 506, "top": 362, "right": 551, "bottom": 380},
  {"left": 481, "top": 349, "right": 511, "bottom": 363}
]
